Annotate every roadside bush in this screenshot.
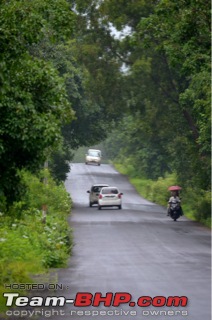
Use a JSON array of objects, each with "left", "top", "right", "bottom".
[
  {"left": 129, "top": 174, "right": 177, "bottom": 206},
  {"left": 115, "top": 157, "right": 137, "bottom": 178},
  {"left": 193, "top": 191, "right": 211, "bottom": 227},
  {"left": 0, "top": 169, "right": 73, "bottom": 313},
  {"left": 9, "top": 209, "right": 73, "bottom": 268},
  {"left": 0, "top": 214, "right": 45, "bottom": 312},
  {"left": 116, "top": 161, "right": 176, "bottom": 206},
  {"left": 150, "top": 174, "right": 178, "bottom": 205},
  {"left": 21, "top": 169, "right": 71, "bottom": 215},
  {"left": 114, "top": 162, "right": 211, "bottom": 227},
  {"left": 0, "top": 223, "right": 44, "bottom": 282}
]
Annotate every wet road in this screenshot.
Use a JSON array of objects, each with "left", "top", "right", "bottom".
[{"left": 42, "top": 163, "right": 211, "bottom": 320}]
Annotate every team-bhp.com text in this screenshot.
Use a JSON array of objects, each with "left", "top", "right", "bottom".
[{"left": 3, "top": 292, "right": 188, "bottom": 308}]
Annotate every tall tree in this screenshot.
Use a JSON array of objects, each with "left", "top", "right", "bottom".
[
  {"left": 0, "top": 0, "right": 75, "bottom": 202},
  {"left": 73, "top": 0, "right": 211, "bottom": 189}
]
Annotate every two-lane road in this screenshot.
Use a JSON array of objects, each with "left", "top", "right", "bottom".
[{"left": 39, "top": 163, "right": 211, "bottom": 320}]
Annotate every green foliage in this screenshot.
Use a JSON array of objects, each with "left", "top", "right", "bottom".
[
  {"left": 13, "top": 209, "right": 73, "bottom": 268},
  {"left": 0, "top": 223, "right": 44, "bottom": 277},
  {"left": 30, "top": 39, "right": 110, "bottom": 150},
  {"left": 114, "top": 161, "right": 211, "bottom": 227},
  {"left": 136, "top": 0, "right": 211, "bottom": 189},
  {"left": 115, "top": 162, "right": 176, "bottom": 205},
  {"left": 49, "top": 148, "right": 73, "bottom": 182},
  {"left": 0, "top": 53, "right": 74, "bottom": 200},
  {"left": 192, "top": 191, "right": 211, "bottom": 227},
  {"left": 71, "top": 2, "right": 129, "bottom": 124},
  {"left": 0, "top": 0, "right": 76, "bottom": 203},
  {"left": 0, "top": 170, "right": 72, "bottom": 313},
  {"left": 94, "top": 0, "right": 211, "bottom": 196},
  {"left": 19, "top": 170, "right": 72, "bottom": 216},
  {"left": 104, "top": 115, "right": 171, "bottom": 180}
]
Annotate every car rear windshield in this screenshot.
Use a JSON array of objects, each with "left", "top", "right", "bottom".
[
  {"left": 92, "top": 186, "right": 101, "bottom": 192},
  {"left": 102, "top": 188, "right": 118, "bottom": 194}
]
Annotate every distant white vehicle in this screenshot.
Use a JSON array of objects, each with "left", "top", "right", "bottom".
[
  {"left": 87, "top": 184, "right": 109, "bottom": 207},
  {"left": 85, "top": 149, "right": 101, "bottom": 166},
  {"left": 98, "top": 186, "right": 123, "bottom": 210}
]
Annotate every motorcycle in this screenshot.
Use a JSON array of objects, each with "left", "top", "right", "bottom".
[
  {"left": 169, "top": 201, "right": 181, "bottom": 221},
  {"left": 167, "top": 185, "right": 183, "bottom": 221}
]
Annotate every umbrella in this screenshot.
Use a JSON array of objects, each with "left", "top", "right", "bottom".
[{"left": 168, "top": 185, "right": 182, "bottom": 191}]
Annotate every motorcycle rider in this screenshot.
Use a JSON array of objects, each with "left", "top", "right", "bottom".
[{"left": 167, "top": 190, "right": 183, "bottom": 216}]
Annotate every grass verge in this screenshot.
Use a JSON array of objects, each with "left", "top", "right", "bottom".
[
  {"left": 0, "top": 169, "right": 73, "bottom": 314},
  {"left": 114, "top": 163, "right": 211, "bottom": 228}
]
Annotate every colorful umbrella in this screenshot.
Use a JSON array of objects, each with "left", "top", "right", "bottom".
[{"left": 168, "top": 185, "right": 182, "bottom": 191}]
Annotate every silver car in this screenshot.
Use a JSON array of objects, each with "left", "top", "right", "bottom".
[
  {"left": 98, "top": 186, "right": 123, "bottom": 210},
  {"left": 85, "top": 149, "right": 101, "bottom": 166},
  {"left": 87, "top": 184, "right": 109, "bottom": 207}
]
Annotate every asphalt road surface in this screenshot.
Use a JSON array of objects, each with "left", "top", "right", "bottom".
[{"left": 37, "top": 163, "right": 210, "bottom": 320}]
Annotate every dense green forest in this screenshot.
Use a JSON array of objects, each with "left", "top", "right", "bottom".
[
  {"left": 72, "top": 0, "right": 211, "bottom": 223},
  {"left": 102, "top": 0, "right": 211, "bottom": 189},
  {"left": 0, "top": 0, "right": 210, "bottom": 206},
  {"left": 0, "top": 0, "right": 210, "bottom": 309}
]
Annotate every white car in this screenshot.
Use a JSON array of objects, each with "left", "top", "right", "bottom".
[
  {"left": 85, "top": 149, "right": 101, "bottom": 166},
  {"left": 98, "top": 186, "right": 123, "bottom": 210},
  {"left": 87, "top": 184, "right": 109, "bottom": 207}
]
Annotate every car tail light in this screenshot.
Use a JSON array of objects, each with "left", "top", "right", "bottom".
[
  {"left": 118, "top": 193, "right": 122, "bottom": 199},
  {"left": 99, "top": 194, "right": 102, "bottom": 199}
]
